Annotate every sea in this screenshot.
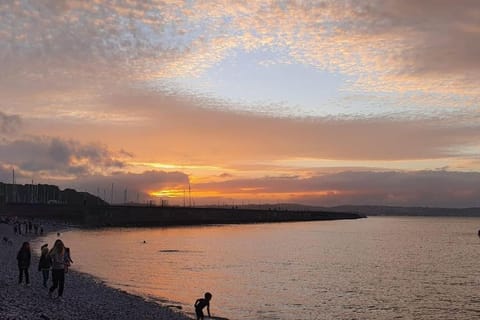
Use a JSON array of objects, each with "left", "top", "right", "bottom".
[{"left": 36, "top": 217, "right": 480, "bottom": 320}]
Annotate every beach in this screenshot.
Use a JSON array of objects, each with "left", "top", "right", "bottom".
[{"left": 0, "top": 221, "right": 192, "bottom": 320}]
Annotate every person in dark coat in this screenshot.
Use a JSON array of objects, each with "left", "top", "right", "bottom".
[
  {"left": 49, "top": 239, "right": 66, "bottom": 298},
  {"left": 17, "top": 242, "right": 31, "bottom": 285},
  {"left": 38, "top": 245, "right": 52, "bottom": 287}
]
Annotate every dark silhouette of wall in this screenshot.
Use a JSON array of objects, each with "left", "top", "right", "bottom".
[{"left": 0, "top": 203, "right": 364, "bottom": 227}]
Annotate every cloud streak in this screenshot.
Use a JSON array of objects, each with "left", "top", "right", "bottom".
[
  {"left": 8, "top": 87, "right": 480, "bottom": 171},
  {"left": 193, "top": 170, "right": 480, "bottom": 208},
  {"left": 0, "top": 136, "right": 127, "bottom": 178},
  {"left": 84, "top": 89, "right": 480, "bottom": 163}
]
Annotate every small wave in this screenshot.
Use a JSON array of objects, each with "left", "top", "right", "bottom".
[{"left": 158, "top": 249, "right": 201, "bottom": 253}]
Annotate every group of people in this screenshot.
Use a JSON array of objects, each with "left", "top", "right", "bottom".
[
  {"left": 16, "top": 239, "right": 73, "bottom": 299},
  {"left": 13, "top": 224, "right": 214, "bottom": 318},
  {"left": 13, "top": 219, "right": 44, "bottom": 236}
]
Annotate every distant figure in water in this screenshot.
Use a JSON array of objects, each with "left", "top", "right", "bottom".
[
  {"left": 57, "top": 232, "right": 61, "bottom": 237},
  {"left": 143, "top": 240, "right": 147, "bottom": 244},
  {"left": 17, "top": 242, "right": 31, "bottom": 285},
  {"left": 478, "top": 229, "right": 480, "bottom": 238},
  {"left": 194, "top": 292, "right": 212, "bottom": 320}
]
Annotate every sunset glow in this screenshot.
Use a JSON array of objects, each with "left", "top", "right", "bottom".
[{"left": 1, "top": 1, "right": 480, "bottom": 207}]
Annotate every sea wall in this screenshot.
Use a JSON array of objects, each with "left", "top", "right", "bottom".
[
  {"left": 0, "top": 203, "right": 88, "bottom": 222},
  {"left": 0, "top": 203, "right": 364, "bottom": 227}
]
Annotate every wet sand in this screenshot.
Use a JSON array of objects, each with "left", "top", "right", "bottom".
[{"left": 0, "top": 222, "right": 192, "bottom": 320}]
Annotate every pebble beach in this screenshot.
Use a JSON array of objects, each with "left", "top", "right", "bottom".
[{"left": 0, "top": 222, "right": 192, "bottom": 320}]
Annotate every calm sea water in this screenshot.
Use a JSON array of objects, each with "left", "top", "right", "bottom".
[{"left": 37, "top": 217, "right": 480, "bottom": 319}]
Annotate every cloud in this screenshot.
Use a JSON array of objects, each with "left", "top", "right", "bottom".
[
  {"left": 192, "top": 170, "right": 480, "bottom": 208},
  {"left": 0, "top": 111, "right": 21, "bottom": 134},
  {"left": 10, "top": 86, "right": 479, "bottom": 167},
  {"left": 169, "top": 0, "right": 480, "bottom": 97},
  {"left": 0, "top": 134, "right": 190, "bottom": 203},
  {"left": 2, "top": 0, "right": 480, "bottom": 104},
  {"left": 0, "top": 0, "right": 194, "bottom": 88},
  {"left": 0, "top": 136, "right": 127, "bottom": 178},
  {"left": 94, "top": 88, "right": 480, "bottom": 163}
]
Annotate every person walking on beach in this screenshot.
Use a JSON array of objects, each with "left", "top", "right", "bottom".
[
  {"left": 64, "top": 247, "right": 73, "bottom": 273},
  {"left": 16, "top": 242, "right": 31, "bottom": 285},
  {"left": 194, "top": 292, "right": 212, "bottom": 320},
  {"left": 48, "top": 239, "right": 66, "bottom": 299},
  {"left": 38, "top": 245, "right": 52, "bottom": 287}
]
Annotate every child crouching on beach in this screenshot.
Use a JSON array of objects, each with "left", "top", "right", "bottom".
[{"left": 194, "top": 292, "right": 212, "bottom": 320}]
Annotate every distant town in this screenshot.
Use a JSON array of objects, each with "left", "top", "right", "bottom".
[{"left": 0, "top": 182, "right": 106, "bottom": 207}]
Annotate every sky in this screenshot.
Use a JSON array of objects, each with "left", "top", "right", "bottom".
[{"left": 1, "top": 0, "right": 480, "bottom": 208}]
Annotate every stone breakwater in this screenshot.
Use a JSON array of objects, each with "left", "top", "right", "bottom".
[
  {"left": 1, "top": 203, "right": 365, "bottom": 227},
  {"left": 0, "top": 223, "right": 192, "bottom": 320}
]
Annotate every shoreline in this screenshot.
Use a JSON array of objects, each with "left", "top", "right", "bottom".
[{"left": 0, "top": 219, "right": 192, "bottom": 320}]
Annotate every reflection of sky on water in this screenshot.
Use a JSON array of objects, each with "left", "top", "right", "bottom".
[{"left": 37, "top": 218, "right": 480, "bottom": 320}]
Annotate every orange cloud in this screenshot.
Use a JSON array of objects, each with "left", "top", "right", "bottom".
[{"left": 3, "top": 1, "right": 480, "bottom": 103}]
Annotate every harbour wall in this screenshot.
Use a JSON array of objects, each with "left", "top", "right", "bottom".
[{"left": 0, "top": 203, "right": 365, "bottom": 227}]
